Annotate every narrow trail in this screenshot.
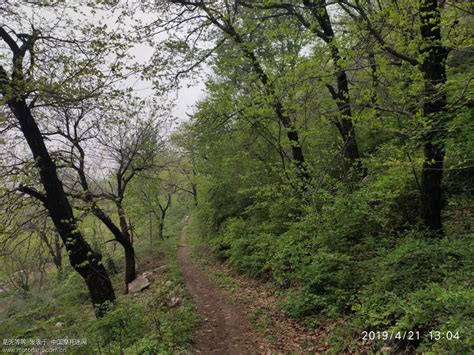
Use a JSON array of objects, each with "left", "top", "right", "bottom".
[{"left": 177, "top": 225, "right": 269, "bottom": 354}]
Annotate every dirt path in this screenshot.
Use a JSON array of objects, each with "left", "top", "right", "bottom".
[{"left": 177, "top": 226, "right": 269, "bottom": 354}]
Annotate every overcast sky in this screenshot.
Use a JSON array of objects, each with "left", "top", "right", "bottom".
[
  {"left": 126, "top": 41, "right": 206, "bottom": 128},
  {"left": 105, "top": 5, "right": 207, "bottom": 128},
  {"left": 16, "top": 1, "right": 207, "bottom": 127}
]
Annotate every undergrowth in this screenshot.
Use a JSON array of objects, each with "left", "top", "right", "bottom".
[
  {"left": 0, "top": 232, "right": 198, "bottom": 354},
  {"left": 194, "top": 159, "right": 474, "bottom": 353}
]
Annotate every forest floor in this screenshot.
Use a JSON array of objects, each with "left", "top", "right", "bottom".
[
  {"left": 177, "top": 225, "right": 270, "bottom": 354},
  {"left": 178, "top": 223, "right": 334, "bottom": 354}
]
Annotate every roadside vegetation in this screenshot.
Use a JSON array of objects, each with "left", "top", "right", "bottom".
[{"left": 0, "top": 1, "right": 472, "bottom": 353}]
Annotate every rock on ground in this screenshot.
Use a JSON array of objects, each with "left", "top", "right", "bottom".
[{"left": 128, "top": 275, "right": 150, "bottom": 293}]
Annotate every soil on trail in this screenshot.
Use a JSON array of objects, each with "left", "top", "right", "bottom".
[{"left": 177, "top": 226, "right": 269, "bottom": 354}]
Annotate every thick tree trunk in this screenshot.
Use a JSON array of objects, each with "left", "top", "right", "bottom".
[
  {"left": 421, "top": 144, "right": 444, "bottom": 231},
  {"left": 419, "top": 0, "right": 448, "bottom": 233},
  {"left": 9, "top": 100, "right": 115, "bottom": 316},
  {"left": 124, "top": 243, "right": 136, "bottom": 288},
  {"left": 116, "top": 203, "right": 137, "bottom": 288},
  {"left": 117, "top": 204, "right": 130, "bottom": 241}
]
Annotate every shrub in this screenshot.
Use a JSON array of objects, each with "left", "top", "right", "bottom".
[
  {"left": 52, "top": 270, "right": 89, "bottom": 304},
  {"left": 269, "top": 230, "right": 314, "bottom": 288},
  {"left": 280, "top": 252, "right": 355, "bottom": 320},
  {"left": 344, "top": 233, "right": 474, "bottom": 352},
  {"left": 87, "top": 300, "right": 147, "bottom": 353},
  {"left": 212, "top": 218, "right": 275, "bottom": 279}
]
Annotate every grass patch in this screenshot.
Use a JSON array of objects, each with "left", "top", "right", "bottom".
[{"left": 0, "top": 226, "right": 198, "bottom": 355}]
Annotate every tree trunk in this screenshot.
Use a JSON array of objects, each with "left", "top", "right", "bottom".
[
  {"left": 304, "top": 0, "right": 364, "bottom": 176},
  {"left": 53, "top": 236, "right": 63, "bottom": 279},
  {"left": 332, "top": 51, "right": 362, "bottom": 172},
  {"left": 421, "top": 144, "right": 444, "bottom": 231},
  {"left": 117, "top": 203, "right": 130, "bottom": 241},
  {"left": 75, "top": 157, "right": 136, "bottom": 287},
  {"left": 191, "top": 183, "right": 198, "bottom": 206},
  {"left": 158, "top": 220, "right": 165, "bottom": 240},
  {"left": 157, "top": 194, "right": 171, "bottom": 240},
  {"left": 90, "top": 204, "right": 137, "bottom": 292},
  {"left": 419, "top": 0, "right": 448, "bottom": 233},
  {"left": 276, "top": 100, "right": 311, "bottom": 184},
  {"left": 39, "top": 231, "right": 63, "bottom": 277},
  {"left": 8, "top": 100, "right": 115, "bottom": 316},
  {"left": 116, "top": 203, "right": 137, "bottom": 289},
  {"left": 124, "top": 243, "right": 136, "bottom": 290}
]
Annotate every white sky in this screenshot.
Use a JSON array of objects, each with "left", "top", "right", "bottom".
[
  {"left": 104, "top": 5, "right": 206, "bottom": 127},
  {"left": 11, "top": 1, "right": 207, "bottom": 126},
  {"left": 124, "top": 41, "right": 205, "bottom": 128}
]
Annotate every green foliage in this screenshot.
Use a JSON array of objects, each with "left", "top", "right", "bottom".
[
  {"left": 212, "top": 218, "right": 275, "bottom": 279},
  {"left": 87, "top": 300, "right": 147, "bottom": 352},
  {"left": 193, "top": 120, "right": 473, "bottom": 351},
  {"left": 399, "top": 284, "right": 473, "bottom": 353},
  {"left": 1, "top": 0, "right": 473, "bottom": 353},
  {"left": 280, "top": 252, "right": 355, "bottom": 320},
  {"left": 84, "top": 282, "right": 197, "bottom": 354},
  {"left": 136, "top": 280, "right": 197, "bottom": 354},
  {"left": 0, "top": 231, "right": 197, "bottom": 354},
  {"left": 326, "top": 233, "right": 474, "bottom": 352},
  {"left": 52, "top": 269, "right": 90, "bottom": 304}
]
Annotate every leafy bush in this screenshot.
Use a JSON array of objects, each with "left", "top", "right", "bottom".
[
  {"left": 334, "top": 233, "right": 474, "bottom": 352},
  {"left": 195, "top": 140, "right": 473, "bottom": 352},
  {"left": 397, "top": 284, "right": 473, "bottom": 353},
  {"left": 87, "top": 300, "right": 147, "bottom": 353},
  {"left": 211, "top": 218, "right": 275, "bottom": 279},
  {"left": 145, "top": 279, "right": 197, "bottom": 350},
  {"left": 280, "top": 252, "right": 355, "bottom": 320},
  {"left": 269, "top": 230, "right": 314, "bottom": 288},
  {"left": 52, "top": 269, "right": 89, "bottom": 304}
]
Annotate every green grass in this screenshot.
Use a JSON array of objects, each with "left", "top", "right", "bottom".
[{"left": 0, "top": 221, "right": 198, "bottom": 355}]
